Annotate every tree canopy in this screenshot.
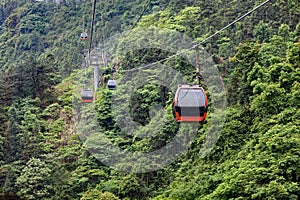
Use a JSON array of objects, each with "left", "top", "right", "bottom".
[{"left": 0, "top": 0, "right": 299, "bottom": 199}]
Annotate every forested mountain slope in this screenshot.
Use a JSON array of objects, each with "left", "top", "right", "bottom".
[{"left": 0, "top": 0, "right": 299, "bottom": 199}]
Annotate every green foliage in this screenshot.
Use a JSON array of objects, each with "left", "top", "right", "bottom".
[
  {"left": 5, "top": 97, "right": 42, "bottom": 162},
  {"left": 228, "top": 42, "right": 260, "bottom": 105},
  {"left": 253, "top": 21, "right": 273, "bottom": 43},
  {"left": 203, "top": 124, "right": 300, "bottom": 200},
  {"left": 81, "top": 189, "right": 120, "bottom": 200},
  {"left": 15, "top": 157, "right": 53, "bottom": 200},
  {"left": 0, "top": 161, "right": 23, "bottom": 198},
  {"left": 130, "top": 84, "right": 167, "bottom": 125},
  {"left": 0, "top": 1, "right": 300, "bottom": 200},
  {"left": 95, "top": 90, "right": 116, "bottom": 131}
]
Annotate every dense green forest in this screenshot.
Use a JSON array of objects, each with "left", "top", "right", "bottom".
[{"left": 0, "top": 0, "right": 299, "bottom": 199}]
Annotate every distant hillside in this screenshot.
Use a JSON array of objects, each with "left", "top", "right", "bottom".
[{"left": 0, "top": 0, "right": 299, "bottom": 199}]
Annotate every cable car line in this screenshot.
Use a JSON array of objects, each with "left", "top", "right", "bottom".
[
  {"left": 88, "top": 0, "right": 97, "bottom": 55},
  {"left": 79, "top": 0, "right": 270, "bottom": 109},
  {"left": 80, "top": 0, "right": 98, "bottom": 103},
  {"left": 174, "top": 48, "right": 207, "bottom": 123},
  {"left": 121, "top": 0, "right": 271, "bottom": 73},
  {"left": 124, "top": 0, "right": 152, "bottom": 38},
  {"left": 102, "top": 0, "right": 152, "bottom": 90},
  {"left": 174, "top": 0, "right": 270, "bottom": 123},
  {"left": 191, "top": 0, "right": 271, "bottom": 49}
]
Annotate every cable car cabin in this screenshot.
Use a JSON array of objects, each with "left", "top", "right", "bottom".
[
  {"left": 81, "top": 88, "right": 93, "bottom": 103},
  {"left": 107, "top": 80, "right": 117, "bottom": 90},
  {"left": 80, "top": 32, "right": 88, "bottom": 40},
  {"left": 173, "top": 84, "right": 208, "bottom": 122}
]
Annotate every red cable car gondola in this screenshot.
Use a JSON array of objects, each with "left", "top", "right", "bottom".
[
  {"left": 81, "top": 88, "right": 93, "bottom": 103},
  {"left": 173, "top": 84, "right": 208, "bottom": 122}
]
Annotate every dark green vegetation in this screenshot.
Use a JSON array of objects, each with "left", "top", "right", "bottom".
[{"left": 0, "top": 0, "right": 299, "bottom": 199}]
